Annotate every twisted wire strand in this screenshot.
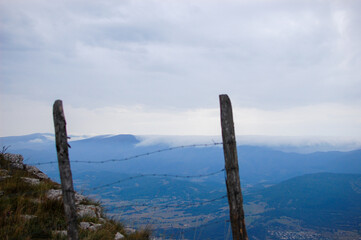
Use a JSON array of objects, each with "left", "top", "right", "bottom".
[
  {"left": 87, "top": 168, "right": 225, "bottom": 191},
  {"left": 104, "top": 194, "right": 228, "bottom": 212},
  {"left": 29, "top": 142, "right": 223, "bottom": 166}
]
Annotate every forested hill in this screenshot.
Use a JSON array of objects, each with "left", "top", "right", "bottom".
[
  {"left": 246, "top": 172, "right": 361, "bottom": 239},
  {"left": 1, "top": 133, "right": 361, "bottom": 185}
]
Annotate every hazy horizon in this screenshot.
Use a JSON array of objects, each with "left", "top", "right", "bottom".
[{"left": 2, "top": 132, "right": 361, "bottom": 153}]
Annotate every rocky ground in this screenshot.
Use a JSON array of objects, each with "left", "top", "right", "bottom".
[{"left": 0, "top": 152, "right": 151, "bottom": 239}]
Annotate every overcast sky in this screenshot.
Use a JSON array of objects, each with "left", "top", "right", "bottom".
[{"left": 1, "top": 0, "right": 360, "bottom": 138}]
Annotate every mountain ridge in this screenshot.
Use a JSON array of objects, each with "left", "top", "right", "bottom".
[
  {"left": 1, "top": 134, "right": 361, "bottom": 239},
  {"left": 1, "top": 133, "right": 361, "bottom": 186},
  {"left": 245, "top": 172, "right": 361, "bottom": 240}
]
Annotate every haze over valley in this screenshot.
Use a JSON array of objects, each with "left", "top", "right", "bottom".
[{"left": 1, "top": 133, "right": 360, "bottom": 239}]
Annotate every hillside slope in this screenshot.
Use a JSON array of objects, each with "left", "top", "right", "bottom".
[
  {"left": 245, "top": 173, "right": 361, "bottom": 240},
  {"left": 0, "top": 152, "right": 151, "bottom": 240}
]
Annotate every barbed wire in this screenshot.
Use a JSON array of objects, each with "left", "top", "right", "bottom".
[
  {"left": 86, "top": 168, "right": 225, "bottom": 191},
  {"left": 1, "top": 142, "right": 233, "bottom": 233},
  {"left": 2, "top": 187, "right": 228, "bottom": 218},
  {"left": 104, "top": 194, "right": 228, "bottom": 212},
  {"left": 28, "top": 142, "right": 223, "bottom": 166},
  {"left": 1, "top": 167, "right": 225, "bottom": 200}
]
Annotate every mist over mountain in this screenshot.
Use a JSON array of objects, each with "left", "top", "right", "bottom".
[
  {"left": 1, "top": 133, "right": 360, "bottom": 185},
  {"left": 1, "top": 133, "right": 361, "bottom": 239}
]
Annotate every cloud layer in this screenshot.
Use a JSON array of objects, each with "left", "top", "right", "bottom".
[
  {"left": 1, "top": 0, "right": 360, "bottom": 137},
  {"left": 1, "top": 94, "right": 361, "bottom": 138}
]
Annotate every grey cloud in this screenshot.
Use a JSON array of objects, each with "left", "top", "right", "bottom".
[{"left": 0, "top": 0, "right": 360, "bottom": 110}]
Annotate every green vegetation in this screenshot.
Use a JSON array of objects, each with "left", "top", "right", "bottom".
[
  {"left": 245, "top": 172, "right": 361, "bottom": 239},
  {"left": 0, "top": 153, "right": 151, "bottom": 239}
]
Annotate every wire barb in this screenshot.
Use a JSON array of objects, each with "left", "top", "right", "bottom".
[
  {"left": 30, "top": 142, "right": 223, "bottom": 166},
  {"left": 89, "top": 168, "right": 225, "bottom": 191},
  {"left": 104, "top": 194, "right": 228, "bottom": 212}
]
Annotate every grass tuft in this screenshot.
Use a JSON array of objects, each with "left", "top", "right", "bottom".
[{"left": 0, "top": 153, "right": 151, "bottom": 239}]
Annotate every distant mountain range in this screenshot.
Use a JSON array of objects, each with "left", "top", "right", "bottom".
[
  {"left": 1, "top": 133, "right": 361, "bottom": 239},
  {"left": 179, "top": 172, "right": 361, "bottom": 240},
  {"left": 1, "top": 133, "right": 360, "bottom": 185},
  {"left": 246, "top": 172, "right": 361, "bottom": 239}
]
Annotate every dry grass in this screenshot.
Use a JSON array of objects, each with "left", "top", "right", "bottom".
[{"left": 0, "top": 153, "right": 151, "bottom": 239}]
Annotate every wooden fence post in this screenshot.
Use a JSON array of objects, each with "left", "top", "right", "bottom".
[
  {"left": 53, "top": 100, "right": 79, "bottom": 240},
  {"left": 219, "top": 94, "right": 248, "bottom": 240}
]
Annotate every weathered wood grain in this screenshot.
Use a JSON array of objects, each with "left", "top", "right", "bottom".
[
  {"left": 53, "top": 100, "right": 78, "bottom": 240},
  {"left": 220, "top": 94, "right": 248, "bottom": 240}
]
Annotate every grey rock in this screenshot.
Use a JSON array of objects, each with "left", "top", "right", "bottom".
[
  {"left": 0, "top": 169, "right": 9, "bottom": 175},
  {"left": 25, "top": 165, "right": 49, "bottom": 179},
  {"left": 114, "top": 232, "right": 125, "bottom": 240},
  {"left": 74, "top": 192, "right": 87, "bottom": 204},
  {"left": 47, "top": 189, "right": 103, "bottom": 220},
  {"left": 46, "top": 189, "right": 86, "bottom": 204},
  {"left": 30, "top": 198, "right": 41, "bottom": 204},
  {"left": 46, "top": 189, "right": 62, "bottom": 200},
  {"left": 79, "top": 221, "right": 102, "bottom": 231},
  {"left": 3, "top": 153, "right": 24, "bottom": 169},
  {"left": 124, "top": 227, "right": 136, "bottom": 234},
  {"left": 52, "top": 230, "right": 67, "bottom": 237},
  {"left": 79, "top": 221, "right": 91, "bottom": 229},
  {"left": 21, "top": 177, "right": 40, "bottom": 185},
  {"left": 77, "top": 204, "right": 101, "bottom": 218},
  {"left": 0, "top": 175, "right": 10, "bottom": 181},
  {"left": 21, "top": 214, "right": 37, "bottom": 220}
]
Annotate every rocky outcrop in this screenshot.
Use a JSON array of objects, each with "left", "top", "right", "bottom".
[
  {"left": 1, "top": 153, "right": 135, "bottom": 240},
  {"left": 46, "top": 189, "right": 86, "bottom": 204},
  {"left": 46, "top": 188, "right": 102, "bottom": 218},
  {"left": 21, "top": 214, "right": 37, "bottom": 220},
  {"left": 3, "top": 153, "right": 49, "bottom": 180},
  {"left": 124, "top": 227, "right": 136, "bottom": 235},
  {"left": 77, "top": 204, "right": 102, "bottom": 218},
  {"left": 25, "top": 165, "right": 49, "bottom": 180},
  {"left": 21, "top": 177, "right": 40, "bottom": 185},
  {"left": 114, "top": 232, "right": 125, "bottom": 239},
  {"left": 79, "top": 221, "right": 103, "bottom": 231},
  {"left": 0, "top": 169, "right": 10, "bottom": 181},
  {"left": 3, "top": 153, "right": 24, "bottom": 169},
  {"left": 52, "top": 230, "right": 67, "bottom": 237}
]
